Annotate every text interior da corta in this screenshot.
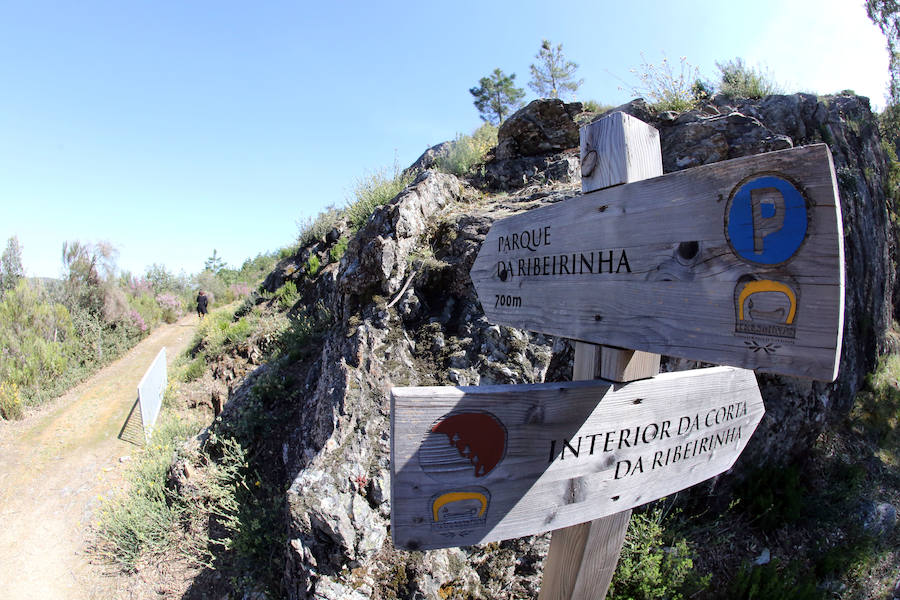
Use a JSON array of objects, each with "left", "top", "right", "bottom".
[
  {"left": 496, "top": 225, "right": 631, "bottom": 279},
  {"left": 547, "top": 400, "right": 750, "bottom": 480}
]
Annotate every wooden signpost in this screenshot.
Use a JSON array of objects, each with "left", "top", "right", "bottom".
[
  {"left": 391, "top": 367, "right": 764, "bottom": 550},
  {"left": 390, "top": 111, "right": 845, "bottom": 599},
  {"left": 470, "top": 137, "right": 845, "bottom": 381}
]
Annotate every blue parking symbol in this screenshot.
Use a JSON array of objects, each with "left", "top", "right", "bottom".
[{"left": 726, "top": 176, "right": 807, "bottom": 265}]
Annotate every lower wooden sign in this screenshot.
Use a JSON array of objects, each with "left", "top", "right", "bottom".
[{"left": 391, "top": 366, "right": 764, "bottom": 550}]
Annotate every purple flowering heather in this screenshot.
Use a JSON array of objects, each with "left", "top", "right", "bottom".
[
  {"left": 229, "top": 283, "right": 251, "bottom": 298},
  {"left": 155, "top": 293, "right": 183, "bottom": 323},
  {"left": 127, "top": 309, "right": 148, "bottom": 332}
]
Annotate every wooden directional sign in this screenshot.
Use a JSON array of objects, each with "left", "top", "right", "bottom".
[
  {"left": 391, "top": 366, "right": 764, "bottom": 550},
  {"left": 470, "top": 144, "right": 845, "bottom": 381}
]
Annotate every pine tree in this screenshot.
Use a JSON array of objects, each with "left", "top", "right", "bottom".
[
  {"left": 528, "top": 39, "right": 583, "bottom": 100},
  {"left": 470, "top": 68, "right": 526, "bottom": 125},
  {"left": 0, "top": 236, "right": 24, "bottom": 294},
  {"left": 205, "top": 249, "right": 226, "bottom": 274}
]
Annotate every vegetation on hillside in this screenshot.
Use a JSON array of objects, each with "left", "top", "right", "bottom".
[
  {"left": 83, "top": 23, "right": 900, "bottom": 598},
  {"left": 0, "top": 239, "right": 280, "bottom": 420},
  {"left": 435, "top": 123, "right": 499, "bottom": 177}
]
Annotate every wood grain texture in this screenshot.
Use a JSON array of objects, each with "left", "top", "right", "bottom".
[
  {"left": 544, "top": 114, "right": 663, "bottom": 600},
  {"left": 600, "top": 347, "right": 660, "bottom": 382},
  {"left": 579, "top": 112, "right": 663, "bottom": 190},
  {"left": 539, "top": 512, "right": 632, "bottom": 600},
  {"left": 390, "top": 366, "right": 764, "bottom": 550},
  {"left": 539, "top": 341, "right": 652, "bottom": 600},
  {"left": 544, "top": 115, "right": 663, "bottom": 600},
  {"left": 471, "top": 144, "right": 845, "bottom": 381}
]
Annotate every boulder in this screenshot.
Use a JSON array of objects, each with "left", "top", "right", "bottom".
[{"left": 495, "top": 99, "right": 582, "bottom": 159}]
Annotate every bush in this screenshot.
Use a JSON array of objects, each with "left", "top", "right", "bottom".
[
  {"left": 228, "top": 283, "right": 252, "bottom": 299},
  {"left": 182, "top": 356, "right": 206, "bottom": 382},
  {"left": 127, "top": 292, "right": 162, "bottom": 330},
  {"left": 345, "top": 163, "right": 414, "bottom": 231},
  {"left": 581, "top": 99, "right": 614, "bottom": 114},
  {"left": 734, "top": 464, "right": 807, "bottom": 529},
  {"left": 607, "top": 507, "right": 707, "bottom": 600},
  {"left": 628, "top": 53, "right": 701, "bottom": 112},
  {"left": 329, "top": 236, "right": 349, "bottom": 263},
  {"left": 95, "top": 414, "right": 204, "bottom": 568},
  {"left": 274, "top": 281, "right": 300, "bottom": 311},
  {"left": 716, "top": 58, "right": 781, "bottom": 99},
  {"left": 0, "top": 280, "right": 77, "bottom": 402},
  {"left": 0, "top": 380, "right": 23, "bottom": 420},
  {"left": 190, "top": 306, "right": 237, "bottom": 362},
  {"left": 435, "top": 123, "right": 498, "bottom": 176},
  {"left": 224, "top": 317, "right": 253, "bottom": 346},
  {"left": 297, "top": 206, "right": 344, "bottom": 247},
  {"left": 306, "top": 255, "right": 321, "bottom": 277},
  {"left": 728, "top": 560, "right": 823, "bottom": 600},
  {"left": 272, "top": 302, "right": 334, "bottom": 362},
  {"left": 155, "top": 293, "right": 183, "bottom": 324}
]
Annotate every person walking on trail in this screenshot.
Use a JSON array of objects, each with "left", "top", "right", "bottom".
[{"left": 196, "top": 290, "right": 209, "bottom": 319}]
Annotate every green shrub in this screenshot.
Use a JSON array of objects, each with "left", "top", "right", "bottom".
[
  {"left": 734, "top": 464, "right": 807, "bottom": 529},
  {"left": 0, "top": 381, "right": 24, "bottom": 420},
  {"left": 274, "top": 280, "right": 300, "bottom": 311},
  {"left": 728, "top": 560, "right": 823, "bottom": 600},
  {"left": 329, "top": 236, "right": 349, "bottom": 263},
  {"left": 0, "top": 280, "right": 78, "bottom": 403},
  {"left": 224, "top": 317, "right": 253, "bottom": 346},
  {"left": 297, "top": 206, "right": 344, "bottom": 247},
  {"left": 628, "top": 53, "right": 701, "bottom": 112},
  {"left": 716, "top": 58, "right": 781, "bottom": 99},
  {"left": 191, "top": 306, "right": 237, "bottom": 361},
  {"left": 435, "top": 123, "right": 498, "bottom": 176},
  {"left": 272, "top": 302, "right": 333, "bottom": 362},
  {"left": 306, "top": 255, "right": 321, "bottom": 277},
  {"left": 182, "top": 356, "right": 206, "bottom": 382},
  {"left": 582, "top": 99, "right": 613, "bottom": 113},
  {"left": 96, "top": 413, "right": 205, "bottom": 569},
  {"left": 345, "top": 163, "right": 414, "bottom": 231},
  {"left": 852, "top": 352, "right": 900, "bottom": 453},
  {"left": 815, "top": 534, "right": 877, "bottom": 578},
  {"left": 607, "top": 508, "right": 707, "bottom": 599}
]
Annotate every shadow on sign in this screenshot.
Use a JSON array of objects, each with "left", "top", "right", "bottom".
[{"left": 391, "top": 367, "right": 764, "bottom": 550}]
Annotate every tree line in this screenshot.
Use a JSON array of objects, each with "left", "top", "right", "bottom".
[
  {"left": 0, "top": 237, "right": 278, "bottom": 419},
  {"left": 470, "top": 39, "right": 583, "bottom": 125}
]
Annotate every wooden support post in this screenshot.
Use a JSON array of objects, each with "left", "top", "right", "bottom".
[{"left": 539, "top": 113, "right": 663, "bottom": 600}]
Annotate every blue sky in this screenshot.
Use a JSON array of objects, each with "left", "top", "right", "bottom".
[{"left": 0, "top": 0, "right": 889, "bottom": 279}]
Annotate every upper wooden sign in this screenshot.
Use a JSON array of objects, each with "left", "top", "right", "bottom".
[
  {"left": 391, "top": 366, "right": 764, "bottom": 550},
  {"left": 470, "top": 144, "right": 845, "bottom": 381}
]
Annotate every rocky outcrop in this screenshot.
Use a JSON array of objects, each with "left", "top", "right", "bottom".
[
  {"left": 483, "top": 100, "right": 584, "bottom": 190},
  {"left": 495, "top": 99, "right": 583, "bottom": 159},
  {"left": 615, "top": 93, "right": 897, "bottom": 469},
  {"left": 212, "top": 96, "right": 897, "bottom": 598}
]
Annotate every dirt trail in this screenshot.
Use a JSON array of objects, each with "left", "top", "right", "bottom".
[{"left": 0, "top": 315, "right": 198, "bottom": 600}]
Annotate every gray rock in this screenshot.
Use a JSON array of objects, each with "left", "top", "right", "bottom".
[
  {"left": 340, "top": 171, "right": 467, "bottom": 296},
  {"left": 858, "top": 501, "right": 898, "bottom": 536},
  {"left": 483, "top": 152, "right": 580, "bottom": 191},
  {"left": 306, "top": 490, "right": 357, "bottom": 557},
  {"left": 227, "top": 91, "right": 898, "bottom": 599},
  {"left": 313, "top": 576, "right": 368, "bottom": 600},
  {"left": 496, "top": 99, "right": 583, "bottom": 160},
  {"left": 406, "top": 141, "right": 453, "bottom": 174},
  {"left": 659, "top": 111, "right": 793, "bottom": 171},
  {"left": 351, "top": 494, "right": 386, "bottom": 558}
]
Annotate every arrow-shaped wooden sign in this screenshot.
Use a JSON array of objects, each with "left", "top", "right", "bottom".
[
  {"left": 391, "top": 366, "right": 764, "bottom": 550},
  {"left": 470, "top": 144, "right": 844, "bottom": 381}
]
